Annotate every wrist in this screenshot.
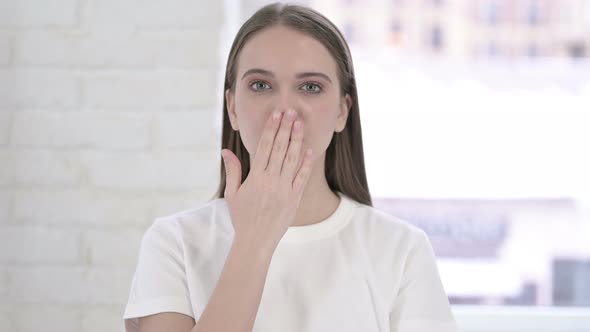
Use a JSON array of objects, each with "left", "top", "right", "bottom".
[{"left": 231, "top": 233, "right": 278, "bottom": 262}]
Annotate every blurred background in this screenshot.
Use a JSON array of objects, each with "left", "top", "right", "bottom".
[{"left": 0, "top": 0, "right": 589, "bottom": 331}]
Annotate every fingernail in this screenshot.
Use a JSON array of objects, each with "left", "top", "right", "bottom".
[
  {"left": 272, "top": 111, "right": 281, "bottom": 120},
  {"left": 287, "top": 110, "right": 296, "bottom": 119}
]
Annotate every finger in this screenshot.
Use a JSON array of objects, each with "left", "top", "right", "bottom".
[
  {"left": 267, "top": 109, "right": 297, "bottom": 175},
  {"left": 292, "top": 148, "right": 314, "bottom": 193},
  {"left": 280, "top": 119, "right": 304, "bottom": 180},
  {"left": 221, "top": 149, "right": 242, "bottom": 199},
  {"left": 251, "top": 111, "right": 283, "bottom": 172}
]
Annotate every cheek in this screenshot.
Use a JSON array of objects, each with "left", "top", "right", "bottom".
[
  {"left": 238, "top": 117, "right": 266, "bottom": 155},
  {"left": 233, "top": 94, "right": 271, "bottom": 154},
  {"left": 314, "top": 95, "right": 340, "bottom": 126},
  {"left": 306, "top": 101, "right": 341, "bottom": 152}
]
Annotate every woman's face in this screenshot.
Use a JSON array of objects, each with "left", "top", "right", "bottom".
[{"left": 226, "top": 25, "right": 351, "bottom": 165}]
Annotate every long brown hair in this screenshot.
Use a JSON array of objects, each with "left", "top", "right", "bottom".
[{"left": 212, "top": 3, "right": 372, "bottom": 206}]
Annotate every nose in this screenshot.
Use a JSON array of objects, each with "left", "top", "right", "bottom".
[{"left": 275, "top": 92, "right": 300, "bottom": 116}]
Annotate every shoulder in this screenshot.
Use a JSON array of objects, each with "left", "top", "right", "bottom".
[
  {"left": 350, "top": 200, "right": 430, "bottom": 251},
  {"left": 353, "top": 201, "right": 428, "bottom": 240},
  {"left": 143, "top": 198, "right": 232, "bottom": 243}
]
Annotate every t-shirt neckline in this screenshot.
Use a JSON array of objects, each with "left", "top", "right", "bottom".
[{"left": 279, "top": 191, "right": 355, "bottom": 243}]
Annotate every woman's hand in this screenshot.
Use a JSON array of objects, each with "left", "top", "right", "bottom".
[{"left": 221, "top": 109, "right": 314, "bottom": 251}]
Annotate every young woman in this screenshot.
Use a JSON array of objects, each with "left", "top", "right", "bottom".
[{"left": 123, "top": 3, "right": 457, "bottom": 332}]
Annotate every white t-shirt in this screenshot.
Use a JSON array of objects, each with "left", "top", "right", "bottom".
[{"left": 123, "top": 191, "right": 458, "bottom": 332}]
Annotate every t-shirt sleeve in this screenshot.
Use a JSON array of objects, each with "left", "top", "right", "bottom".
[
  {"left": 389, "top": 229, "right": 458, "bottom": 332},
  {"left": 123, "top": 218, "right": 194, "bottom": 329}
]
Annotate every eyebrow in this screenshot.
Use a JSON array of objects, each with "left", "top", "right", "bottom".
[{"left": 241, "top": 68, "right": 333, "bottom": 84}]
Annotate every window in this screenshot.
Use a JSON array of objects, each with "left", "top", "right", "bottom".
[
  {"left": 390, "top": 20, "right": 402, "bottom": 46},
  {"left": 568, "top": 42, "right": 586, "bottom": 58},
  {"left": 230, "top": 1, "right": 590, "bottom": 330},
  {"left": 527, "top": 0, "right": 540, "bottom": 26},
  {"left": 485, "top": 0, "right": 500, "bottom": 25},
  {"left": 309, "top": 0, "right": 589, "bottom": 327},
  {"left": 487, "top": 41, "right": 498, "bottom": 57},
  {"left": 342, "top": 21, "right": 355, "bottom": 43},
  {"left": 430, "top": 25, "right": 443, "bottom": 51},
  {"left": 527, "top": 44, "right": 538, "bottom": 57}
]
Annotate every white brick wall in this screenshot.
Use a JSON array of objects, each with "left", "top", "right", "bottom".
[
  {"left": 0, "top": 0, "right": 79, "bottom": 27},
  {"left": 13, "top": 189, "right": 152, "bottom": 226},
  {"left": 0, "top": 226, "right": 80, "bottom": 264},
  {"left": 15, "top": 30, "right": 220, "bottom": 68},
  {"left": 0, "top": 0, "right": 226, "bottom": 330},
  {"left": 0, "top": 113, "right": 10, "bottom": 144},
  {"left": 0, "top": 69, "right": 80, "bottom": 109},
  {"left": 1, "top": 304, "right": 82, "bottom": 332},
  {"left": 82, "top": 70, "right": 217, "bottom": 110},
  {"left": 0, "top": 32, "right": 11, "bottom": 65},
  {"left": 0, "top": 191, "right": 10, "bottom": 222},
  {"left": 2, "top": 149, "right": 83, "bottom": 187},
  {"left": 11, "top": 112, "right": 152, "bottom": 149}
]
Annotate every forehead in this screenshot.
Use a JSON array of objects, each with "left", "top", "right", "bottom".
[{"left": 237, "top": 25, "right": 338, "bottom": 77}]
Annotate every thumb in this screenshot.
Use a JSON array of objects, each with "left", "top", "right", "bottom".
[{"left": 221, "top": 149, "right": 242, "bottom": 199}]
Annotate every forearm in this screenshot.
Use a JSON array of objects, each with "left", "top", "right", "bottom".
[{"left": 191, "top": 236, "right": 276, "bottom": 332}]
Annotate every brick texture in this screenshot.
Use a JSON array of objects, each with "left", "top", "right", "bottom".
[{"left": 0, "top": 0, "right": 226, "bottom": 330}]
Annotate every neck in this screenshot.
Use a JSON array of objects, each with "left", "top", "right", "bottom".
[{"left": 291, "top": 152, "right": 340, "bottom": 227}]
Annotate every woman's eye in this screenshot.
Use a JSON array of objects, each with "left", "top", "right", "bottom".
[
  {"left": 301, "top": 83, "right": 322, "bottom": 93},
  {"left": 250, "top": 81, "right": 271, "bottom": 91}
]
